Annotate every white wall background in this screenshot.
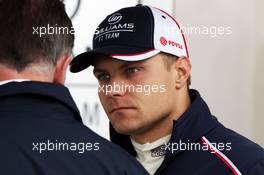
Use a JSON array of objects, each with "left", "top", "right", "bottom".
[{"left": 65, "top": 0, "right": 264, "bottom": 146}]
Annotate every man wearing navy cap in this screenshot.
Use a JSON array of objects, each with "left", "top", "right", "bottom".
[{"left": 71, "top": 5, "right": 264, "bottom": 175}]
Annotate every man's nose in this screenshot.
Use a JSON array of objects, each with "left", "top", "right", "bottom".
[{"left": 105, "top": 79, "right": 127, "bottom": 97}]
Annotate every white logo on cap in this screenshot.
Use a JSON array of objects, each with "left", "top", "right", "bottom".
[{"left": 108, "top": 13, "right": 122, "bottom": 25}]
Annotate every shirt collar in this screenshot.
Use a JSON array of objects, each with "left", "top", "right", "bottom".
[
  {"left": 131, "top": 134, "right": 171, "bottom": 152},
  {"left": 0, "top": 79, "right": 30, "bottom": 86},
  {"left": 0, "top": 81, "right": 82, "bottom": 122}
]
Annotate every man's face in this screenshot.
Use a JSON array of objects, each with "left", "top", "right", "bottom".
[{"left": 93, "top": 54, "right": 177, "bottom": 135}]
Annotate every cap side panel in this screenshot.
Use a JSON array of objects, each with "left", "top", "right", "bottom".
[
  {"left": 149, "top": 7, "right": 188, "bottom": 58},
  {"left": 155, "top": 7, "right": 189, "bottom": 58}
]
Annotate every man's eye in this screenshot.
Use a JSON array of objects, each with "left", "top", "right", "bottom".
[
  {"left": 126, "top": 67, "right": 140, "bottom": 74},
  {"left": 97, "top": 74, "right": 110, "bottom": 82}
]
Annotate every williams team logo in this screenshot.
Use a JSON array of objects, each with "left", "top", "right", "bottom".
[{"left": 108, "top": 13, "right": 122, "bottom": 25}]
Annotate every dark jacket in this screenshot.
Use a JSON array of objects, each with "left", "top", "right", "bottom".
[
  {"left": 110, "top": 89, "right": 264, "bottom": 175},
  {"left": 0, "top": 81, "right": 148, "bottom": 175}
]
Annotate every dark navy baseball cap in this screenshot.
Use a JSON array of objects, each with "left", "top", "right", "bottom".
[{"left": 70, "top": 5, "right": 188, "bottom": 73}]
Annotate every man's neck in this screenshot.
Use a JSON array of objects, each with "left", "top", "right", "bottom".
[{"left": 0, "top": 64, "right": 53, "bottom": 82}]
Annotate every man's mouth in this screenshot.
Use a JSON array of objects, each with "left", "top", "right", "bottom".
[{"left": 110, "top": 107, "right": 136, "bottom": 114}]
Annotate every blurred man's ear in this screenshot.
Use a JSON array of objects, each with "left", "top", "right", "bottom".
[
  {"left": 174, "top": 56, "right": 192, "bottom": 89},
  {"left": 53, "top": 54, "right": 73, "bottom": 85}
]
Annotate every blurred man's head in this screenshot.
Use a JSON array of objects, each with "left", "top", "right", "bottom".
[
  {"left": 70, "top": 5, "right": 191, "bottom": 143},
  {"left": 0, "top": 0, "right": 74, "bottom": 84}
]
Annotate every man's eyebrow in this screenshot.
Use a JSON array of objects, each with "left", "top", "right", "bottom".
[
  {"left": 119, "top": 62, "right": 132, "bottom": 70},
  {"left": 93, "top": 61, "right": 142, "bottom": 74},
  {"left": 119, "top": 61, "right": 142, "bottom": 70},
  {"left": 93, "top": 68, "right": 107, "bottom": 75}
]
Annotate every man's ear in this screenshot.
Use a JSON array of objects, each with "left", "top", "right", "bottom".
[
  {"left": 174, "top": 56, "right": 192, "bottom": 89},
  {"left": 53, "top": 54, "right": 73, "bottom": 85}
]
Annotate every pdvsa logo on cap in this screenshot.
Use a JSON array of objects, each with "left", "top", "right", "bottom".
[
  {"left": 160, "top": 37, "right": 168, "bottom": 46},
  {"left": 108, "top": 13, "right": 122, "bottom": 25},
  {"left": 160, "top": 36, "right": 183, "bottom": 50}
]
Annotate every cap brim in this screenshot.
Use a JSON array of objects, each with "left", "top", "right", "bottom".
[
  {"left": 70, "top": 51, "right": 104, "bottom": 73},
  {"left": 70, "top": 46, "right": 160, "bottom": 73}
]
